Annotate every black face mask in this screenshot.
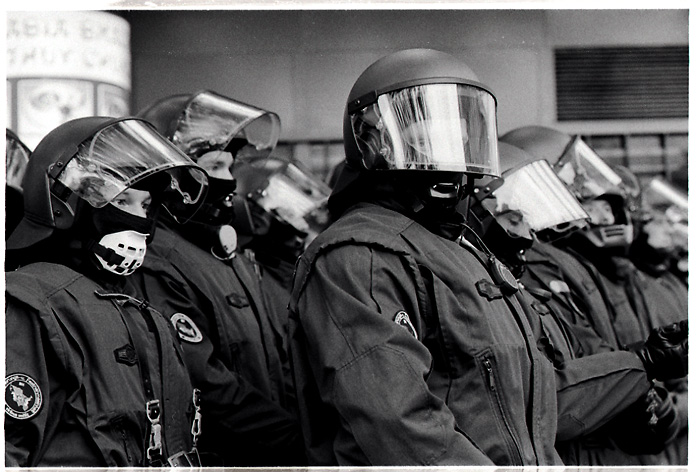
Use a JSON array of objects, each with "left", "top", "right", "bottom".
[
  {"left": 247, "top": 211, "right": 308, "bottom": 264},
  {"left": 57, "top": 202, "right": 157, "bottom": 286},
  {"left": 191, "top": 177, "right": 237, "bottom": 226},
  {"left": 397, "top": 172, "right": 470, "bottom": 240},
  {"left": 90, "top": 203, "right": 157, "bottom": 242},
  {"left": 629, "top": 230, "right": 673, "bottom": 276}
]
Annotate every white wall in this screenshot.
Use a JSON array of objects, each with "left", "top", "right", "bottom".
[{"left": 126, "top": 9, "right": 688, "bottom": 142}]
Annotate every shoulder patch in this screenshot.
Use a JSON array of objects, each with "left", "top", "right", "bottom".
[
  {"left": 394, "top": 311, "right": 418, "bottom": 339},
  {"left": 5, "top": 373, "right": 42, "bottom": 420},
  {"left": 170, "top": 313, "right": 203, "bottom": 343}
]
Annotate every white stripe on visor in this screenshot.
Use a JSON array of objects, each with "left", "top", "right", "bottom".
[
  {"left": 352, "top": 83, "right": 499, "bottom": 175},
  {"left": 56, "top": 120, "right": 207, "bottom": 210},
  {"left": 173, "top": 91, "right": 280, "bottom": 157},
  {"left": 493, "top": 160, "right": 589, "bottom": 232}
]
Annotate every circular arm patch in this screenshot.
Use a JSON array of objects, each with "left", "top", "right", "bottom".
[
  {"left": 5, "top": 373, "right": 43, "bottom": 420},
  {"left": 170, "top": 313, "right": 204, "bottom": 343}
]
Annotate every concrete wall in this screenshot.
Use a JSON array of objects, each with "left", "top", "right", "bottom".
[{"left": 125, "top": 9, "right": 688, "bottom": 142}]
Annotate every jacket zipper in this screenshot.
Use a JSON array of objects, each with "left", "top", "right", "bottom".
[
  {"left": 110, "top": 417, "right": 134, "bottom": 464},
  {"left": 483, "top": 358, "right": 524, "bottom": 465}
]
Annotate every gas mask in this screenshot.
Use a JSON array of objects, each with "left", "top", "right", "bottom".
[{"left": 580, "top": 195, "right": 633, "bottom": 249}]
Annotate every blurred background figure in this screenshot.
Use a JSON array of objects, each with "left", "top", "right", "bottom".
[
  {"left": 5, "top": 116, "right": 209, "bottom": 467},
  {"left": 630, "top": 176, "right": 689, "bottom": 286},
  {"left": 233, "top": 155, "right": 331, "bottom": 290},
  {"left": 6, "top": 129, "right": 31, "bottom": 241},
  {"left": 501, "top": 125, "right": 688, "bottom": 465},
  {"left": 131, "top": 90, "right": 305, "bottom": 466},
  {"left": 466, "top": 141, "right": 685, "bottom": 465},
  {"left": 232, "top": 155, "right": 330, "bottom": 379}
]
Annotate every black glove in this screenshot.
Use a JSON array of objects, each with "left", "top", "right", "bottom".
[
  {"left": 607, "top": 386, "right": 681, "bottom": 455},
  {"left": 631, "top": 320, "right": 688, "bottom": 381}
]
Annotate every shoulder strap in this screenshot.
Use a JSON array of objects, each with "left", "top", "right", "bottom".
[{"left": 94, "top": 290, "right": 166, "bottom": 466}]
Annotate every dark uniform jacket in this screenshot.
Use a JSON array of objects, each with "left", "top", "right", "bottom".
[
  {"left": 555, "top": 243, "right": 689, "bottom": 465},
  {"left": 128, "top": 224, "right": 304, "bottom": 466},
  {"left": 5, "top": 263, "right": 196, "bottom": 467},
  {"left": 519, "top": 241, "right": 661, "bottom": 465},
  {"left": 288, "top": 203, "right": 562, "bottom": 466}
]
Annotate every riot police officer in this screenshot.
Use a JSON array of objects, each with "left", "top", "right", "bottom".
[
  {"left": 130, "top": 90, "right": 305, "bottom": 466},
  {"left": 501, "top": 125, "right": 689, "bottom": 464},
  {"left": 5, "top": 117, "right": 209, "bottom": 467},
  {"left": 231, "top": 156, "right": 330, "bottom": 314},
  {"left": 288, "top": 48, "right": 562, "bottom": 466},
  {"left": 466, "top": 140, "right": 686, "bottom": 465}
]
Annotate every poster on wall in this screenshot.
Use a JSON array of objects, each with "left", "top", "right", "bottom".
[
  {"left": 16, "top": 79, "right": 94, "bottom": 149},
  {"left": 6, "top": 11, "right": 131, "bottom": 149},
  {"left": 97, "top": 84, "right": 130, "bottom": 118}
]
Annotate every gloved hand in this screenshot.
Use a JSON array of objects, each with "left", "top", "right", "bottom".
[
  {"left": 607, "top": 386, "right": 681, "bottom": 455},
  {"left": 631, "top": 320, "right": 688, "bottom": 381}
]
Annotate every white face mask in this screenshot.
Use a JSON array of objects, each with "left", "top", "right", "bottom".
[{"left": 94, "top": 230, "right": 149, "bottom": 276}]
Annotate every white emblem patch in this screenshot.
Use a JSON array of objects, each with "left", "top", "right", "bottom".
[
  {"left": 394, "top": 311, "right": 418, "bottom": 339},
  {"left": 549, "top": 280, "right": 571, "bottom": 294},
  {"left": 5, "top": 373, "right": 42, "bottom": 420},
  {"left": 170, "top": 313, "right": 203, "bottom": 343}
]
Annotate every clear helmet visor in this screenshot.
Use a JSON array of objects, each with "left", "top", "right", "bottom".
[
  {"left": 644, "top": 177, "right": 688, "bottom": 217},
  {"left": 643, "top": 177, "right": 688, "bottom": 251},
  {"left": 171, "top": 91, "right": 281, "bottom": 159},
  {"left": 351, "top": 83, "right": 499, "bottom": 175},
  {"left": 493, "top": 159, "right": 590, "bottom": 234},
  {"left": 251, "top": 161, "right": 331, "bottom": 236},
  {"left": 6, "top": 135, "right": 31, "bottom": 191},
  {"left": 554, "top": 137, "right": 622, "bottom": 202},
  {"left": 55, "top": 119, "right": 208, "bottom": 222}
]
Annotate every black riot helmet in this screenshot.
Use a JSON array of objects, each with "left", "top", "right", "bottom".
[
  {"left": 500, "top": 126, "right": 623, "bottom": 204},
  {"left": 6, "top": 129, "right": 32, "bottom": 238},
  {"left": 468, "top": 142, "right": 589, "bottom": 260},
  {"left": 330, "top": 48, "right": 500, "bottom": 222},
  {"left": 501, "top": 126, "right": 631, "bottom": 248},
  {"left": 232, "top": 155, "right": 331, "bottom": 261},
  {"left": 138, "top": 90, "right": 281, "bottom": 160},
  {"left": 138, "top": 90, "right": 281, "bottom": 227},
  {"left": 640, "top": 176, "right": 688, "bottom": 254},
  {"left": 6, "top": 117, "right": 208, "bottom": 253}
]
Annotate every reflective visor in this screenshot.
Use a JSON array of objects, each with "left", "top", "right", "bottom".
[
  {"left": 247, "top": 161, "right": 331, "bottom": 235},
  {"left": 171, "top": 91, "right": 281, "bottom": 158},
  {"left": 55, "top": 119, "right": 208, "bottom": 220},
  {"left": 554, "top": 137, "right": 622, "bottom": 201},
  {"left": 6, "top": 135, "right": 30, "bottom": 191},
  {"left": 644, "top": 177, "right": 688, "bottom": 213},
  {"left": 493, "top": 159, "right": 589, "bottom": 233},
  {"left": 351, "top": 83, "right": 499, "bottom": 175}
]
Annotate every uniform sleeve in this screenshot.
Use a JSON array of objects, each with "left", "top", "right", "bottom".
[
  {"left": 5, "top": 296, "right": 69, "bottom": 467},
  {"left": 295, "top": 245, "right": 492, "bottom": 465},
  {"left": 554, "top": 350, "right": 652, "bottom": 441},
  {"left": 129, "top": 261, "right": 305, "bottom": 466}
]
